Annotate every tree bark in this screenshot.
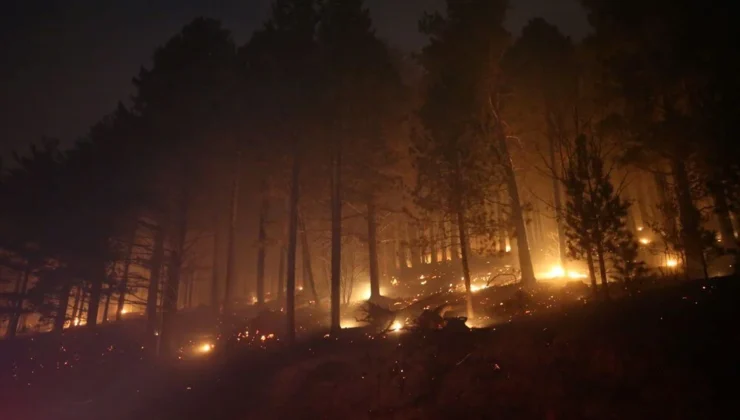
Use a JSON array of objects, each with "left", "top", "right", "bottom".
[
  {"left": 330, "top": 141, "right": 342, "bottom": 333},
  {"left": 709, "top": 181, "right": 738, "bottom": 250},
  {"left": 224, "top": 151, "right": 242, "bottom": 310},
  {"left": 596, "top": 243, "right": 609, "bottom": 300},
  {"left": 367, "top": 199, "right": 381, "bottom": 299},
  {"left": 277, "top": 245, "right": 286, "bottom": 304},
  {"left": 162, "top": 181, "right": 189, "bottom": 355},
  {"left": 210, "top": 219, "right": 220, "bottom": 310},
  {"left": 146, "top": 227, "right": 165, "bottom": 337},
  {"left": 672, "top": 159, "right": 706, "bottom": 279},
  {"left": 586, "top": 249, "right": 598, "bottom": 297},
  {"left": 116, "top": 227, "right": 136, "bottom": 321},
  {"left": 54, "top": 283, "right": 72, "bottom": 333},
  {"left": 101, "top": 285, "right": 112, "bottom": 324},
  {"left": 86, "top": 264, "right": 106, "bottom": 327},
  {"left": 256, "top": 180, "right": 269, "bottom": 305},
  {"left": 70, "top": 285, "right": 82, "bottom": 325},
  {"left": 495, "top": 122, "right": 536, "bottom": 285},
  {"left": 286, "top": 156, "right": 301, "bottom": 344},
  {"left": 6, "top": 266, "right": 30, "bottom": 339},
  {"left": 299, "top": 212, "right": 320, "bottom": 304},
  {"left": 456, "top": 208, "right": 474, "bottom": 320}
]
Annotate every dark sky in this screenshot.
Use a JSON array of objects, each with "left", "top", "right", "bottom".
[{"left": 0, "top": 0, "right": 590, "bottom": 156}]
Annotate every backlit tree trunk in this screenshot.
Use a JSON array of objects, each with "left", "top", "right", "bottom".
[
  {"left": 330, "top": 141, "right": 342, "bottom": 332},
  {"left": 224, "top": 152, "right": 242, "bottom": 310},
  {"left": 6, "top": 267, "right": 30, "bottom": 339},
  {"left": 286, "top": 156, "right": 301, "bottom": 344},
  {"left": 367, "top": 199, "right": 381, "bottom": 299},
  {"left": 146, "top": 227, "right": 165, "bottom": 337},
  {"left": 116, "top": 227, "right": 136, "bottom": 321},
  {"left": 162, "top": 180, "right": 189, "bottom": 355},
  {"left": 596, "top": 242, "right": 609, "bottom": 300},
  {"left": 210, "top": 218, "right": 220, "bottom": 310},
  {"left": 86, "top": 264, "right": 105, "bottom": 327},
  {"left": 672, "top": 159, "right": 706, "bottom": 279},
  {"left": 299, "top": 212, "right": 320, "bottom": 304},
  {"left": 495, "top": 121, "right": 536, "bottom": 285},
  {"left": 54, "top": 283, "right": 72, "bottom": 333},
  {"left": 456, "top": 208, "right": 474, "bottom": 320},
  {"left": 709, "top": 181, "right": 738, "bottom": 251},
  {"left": 256, "top": 180, "right": 269, "bottom": 305}
]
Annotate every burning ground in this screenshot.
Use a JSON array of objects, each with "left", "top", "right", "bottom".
[{"left": 1, "top": 276, "right": 737, "bottom": 419}]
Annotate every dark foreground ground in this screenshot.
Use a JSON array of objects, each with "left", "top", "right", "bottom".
[{"left": 2, "top": 277, "right": 739, "bottom": 419}]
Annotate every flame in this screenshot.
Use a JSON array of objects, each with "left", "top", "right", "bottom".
[
  {"left": 120, "top": 308, "right": 129, "bottom": 315},
  {"left": 666, "top": 258, "right": 678, "bottom": 268},
  {"left": 639, "top": 238, "right": 650, "bottom": 245},
  {"left": 390, "top": 321, "right": 403, "bottom": 332},
  {"left": 390, "top": 277, "right": 399, "bottom": 286},
  {"left": 505, "top": 244, "right": 512, "bottom": 252},
  {"left": 538, "top": 265, "right": 588, "bottom": 280}
]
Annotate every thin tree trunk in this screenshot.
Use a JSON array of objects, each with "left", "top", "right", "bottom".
[
  {"left": 596, "top": 243, "right": 609, "bottom": 300},
  {"left": 586, "top": 249, "right": 598, "bottom": 297},
  {"left": 456, "top": 208, "right": 474, "bottom": 320},
  {"left": 550, "top": 134, "right": 567, "bottom": 266},
  {"left": 101, "top": 285, "right": 112, "bottom": 324},
  {"left": 211, "top": 219, "right": 220, "bottom": 309},
  {"left": 162, "top": 182, "right": 189, "bottom": 355},
  {"left": 70, "top": 285, "right": 82, "bottom": 324},
  {"left": 277, "top": 246, "right": 286, "bottom": 304},
  {"left": 286, "top": 156, "right": 301, "bottom": 344},
  {"left": 78, "top": 289, "right": 87, "bottom": 325},
  {"left": 709, "top": 181, "right": 738, "bottom": 250},
  {"left": 54, "top": 283, "right": 72, "bottom": 333},
  {"left": 367, "top": 199, "right": 381, "bottom": 299},
  {"left": 6, "top": 267, "right": 30, "bottom": 339},
  {"left": 116, "top": 227, "right": 136, "bottom": 321},
  {"left": 224, "top": 151, "right": 242, "bottom": 311},
  {"left": 299, "top": 212, "right": 320, "bottom": 304},
  {"left": 330, "top": 141, "right": 342, "bottom": 333},
  {"left": 495, "top": 121, "right": 536, "bottom": 285},
  {"left": 86, "top": 264, "right": 105, "bottom": 327},
  {"left": 256, "top": 180, "right": 269, "bottom": 305},
  {"left": 146, "top": 227, "right": 165, "bottom": 337},
  {"left": 672, "top": 159, "right": 706, "bottom": 279}
]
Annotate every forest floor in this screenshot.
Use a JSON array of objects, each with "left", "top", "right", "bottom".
[{"left": 1, "top": 276, "right": 738, "bottom": 420}]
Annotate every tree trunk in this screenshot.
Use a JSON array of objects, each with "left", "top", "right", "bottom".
[
  {"left": 709, "top": 181, "right": 738, "bottom": 251},
  {"left": 299, "top": 212, "right": 320, "bottom": 304},
  {"left": 70, "top": 285, "right": 82, "bottom": 324},
  {"left": 116, "top": 227, "right": 136, "bottom": 321},
  {"left": 330, "top": 142, "right": 342, "bottom": 333},
  {"left": 162, "top": 181, "right": 189, "bottom": 356},
  {"left": 456, "top": 208, "right": 474, "bottom": 320},
  {"left": 101, "top": 285, "right": 112, "bottom": 324},
  {"left": 146, "top": 227, "right": 165, "bottom": 337},
  {"left": 495, "top": 122, "right": 536, "bottom": 285},
  {"left": 277, "top": 245, "right": 286, "bottom": 304},
  {"left": 210, "top": 219, "right": 220, "bottom": 310},
  {"left": 547, "top": 109, "right": 568, "bottom": 267},
  {"left": 6, "top": 267, "right": 30, "bottom": 339},
  {"left": 596, "top": 243, "right": 609, "bottom": 300},
  {"left": 256, "top": 181, "right": 269, "bottom": 305},
  {"left": 86, "top": 263, "right": 106, "bottom": 327},
  {"left": 286, "top": 156, "right": 301, "bottom": 344},
  {"left": 586, "top": 249, "right": 598, "bottom": 297},
  {"left": 672, "top": 159, "right": 706, "bottom": 280},
  {"left": 367, "top": 199, "right": 381, "bottom": 299},
  {"left": 54, "top": 283, "right": 72, "bottom": 333},
  {"left": 224, "top": 151, "right": 242, "bottom": 311}
]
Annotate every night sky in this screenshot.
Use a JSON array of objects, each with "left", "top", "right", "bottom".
[{"left": 0, "top": 0, "right": 590, "bottom": 156}]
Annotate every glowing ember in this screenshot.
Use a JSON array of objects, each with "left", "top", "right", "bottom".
[
  {"left": 198, "top": 343, "right": 214, "bottom": 353},
  {"left": 637, "top": 226, "right": 644, "bottom": 232},
  {"left": 420, "top": 280, "right": 427, "bottom": 285},
  {"left": 639, "top": 238, "right": 650, "bottom": 245},
  {"left": 120, "top": 308, "right": 129, "bottom": 315},
  {"left": 390, "top": 321, "right": 403, "bottom": 332},
  {"left": 390, "top": 277, "right": 399, "bottom": 286}
]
